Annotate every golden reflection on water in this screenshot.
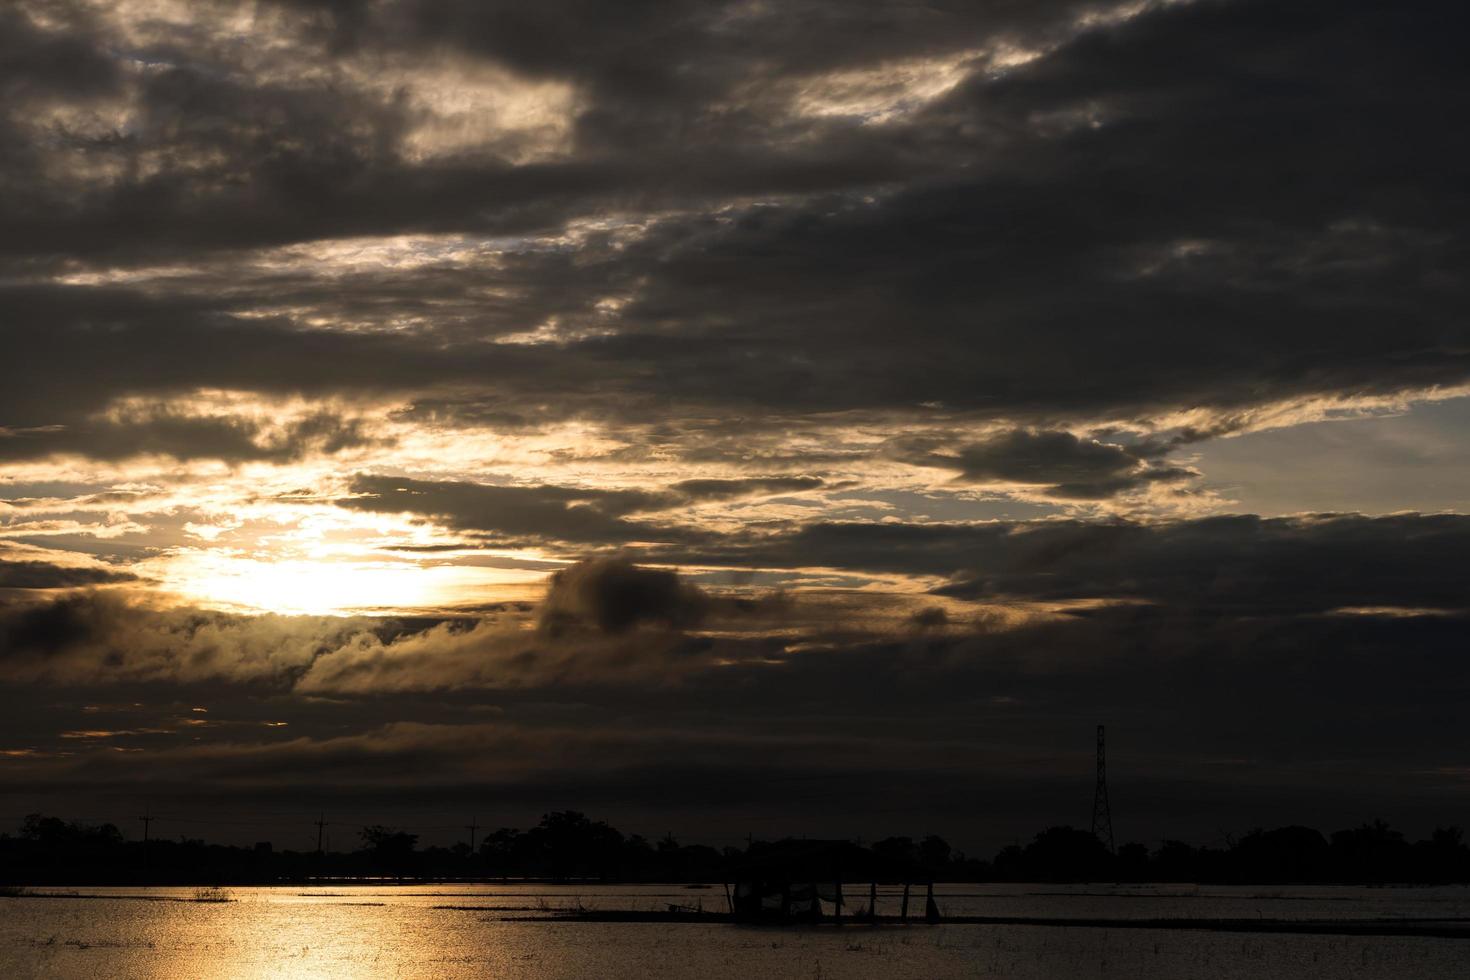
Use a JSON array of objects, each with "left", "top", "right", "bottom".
[{"left": 124, "top": 888, "right": 490, "bottom": 980}]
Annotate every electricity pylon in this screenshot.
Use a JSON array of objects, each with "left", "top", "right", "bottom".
[{"left": 1091, "top": 724, "right": 1115, "bottom": 853}]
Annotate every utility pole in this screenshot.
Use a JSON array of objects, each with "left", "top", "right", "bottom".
[
  {"left": 465, "top": 815, "right": 479, "bottom": 853},
  {"left": 1091, "top": 725, "right": 1115, "bottom": 853},
  {"left": 138, "top": 808, "right": 154, "bottom": 844},
  {"left": 315, "top": 813, "right": 328, "bottom": 855}
]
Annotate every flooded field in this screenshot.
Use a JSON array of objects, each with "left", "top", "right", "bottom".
[{"left": 3, "top": 883, "right": 1467, "bottom": 978}]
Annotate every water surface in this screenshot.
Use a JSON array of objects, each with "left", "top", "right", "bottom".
[{"left": 4, "top": 883, "right": 1467, "bottom": 978}]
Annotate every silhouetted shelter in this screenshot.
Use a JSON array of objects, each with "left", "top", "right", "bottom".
[{"left": 728, "top": 839, "right": 939, "bottom": 924}]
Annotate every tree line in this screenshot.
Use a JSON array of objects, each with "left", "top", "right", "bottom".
[{"left": 3, "top": 811, "right": 1468, "bottom": 885}]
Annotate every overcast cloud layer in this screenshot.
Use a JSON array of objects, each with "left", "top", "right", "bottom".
[{"left": 1, "top": 0, "right": 1468, "bottom": 849}]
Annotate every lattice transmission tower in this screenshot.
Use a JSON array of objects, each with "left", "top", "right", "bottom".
[{"left": 1091, "top": 724, "right": 1115, "bottom": 853}]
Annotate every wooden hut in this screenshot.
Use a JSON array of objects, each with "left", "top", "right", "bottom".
[{"left": 728, "top": 839, "right": 939, "bottom": 924}]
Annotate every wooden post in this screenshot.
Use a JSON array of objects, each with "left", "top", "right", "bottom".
[
  {"left": 868, "top": 881, "right": 877, "bottom": 920},
  {"left": 900, "top": 882, "right": 910, "bottom": 921},
  {"left": 834, "top": 881, "right": 843, "bottom": 923}
]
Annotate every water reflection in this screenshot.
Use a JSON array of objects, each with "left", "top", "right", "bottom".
[{"left": 2, "top": 884, "right": 1468, "bottom": 979}]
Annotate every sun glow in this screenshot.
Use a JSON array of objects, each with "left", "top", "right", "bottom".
[{"left": 148, "top": 553, "right": 542, "bottom": 615}]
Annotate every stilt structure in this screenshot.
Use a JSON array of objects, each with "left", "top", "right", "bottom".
[{"left": 728, "top": 839, "right": 934, "bottom": 924}]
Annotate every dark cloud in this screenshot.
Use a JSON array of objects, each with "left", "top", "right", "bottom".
[
  {"left": 0, "top": 560, "right": 727, "bottom": 692},
  {"left": 0, "top": 559, "right": 136, "bottom": 590},
  {"left": 659, "top": 512, "right": 1470, "bottom": 617},
  {"left": 714, "top": 511, "right": 1470, "bottom": 608},
  {"left": 0, "top": 0, "right": 1463, "bottom": 444},
  {"left": 341, "top": 474, "right": 682, "bottom": 545},
  {"left": 341, "top": 473, "right": 819, "bottom": 546},
  {"left": 336, "top": 481, "right": 1470, "bottom": 622},
  {"left": 538, "top": 557, "right": 708, "bottom": 635},
  {"left": 0, "top": 4, "right": 119, "bottom": 104},
  {"left": 11, "top": 513, "right": 1468, "bottom": 691},
  {"left": 0, "top": 591, "right": 374, "bottom": 685},
  {"left": 931, "top": 513, "right": 1470, "bottom": 613},
  {"left": 635, "top": 514, "right": 1470, "bottom": 614},
  {"left": 668, "top": 476, "right": 825, "bottom": 501},
  {"left": 901, "top": 428, "right": 1196, "bottom": 499},
  {"left": 268, "top": 0, "right": 1095, "bottom": 170},
  {"left": 0, "top": 408, "right": 379, "bottom": 463},
  {"left": 908, "top": 606, "right": 950, "bottom": 630}
]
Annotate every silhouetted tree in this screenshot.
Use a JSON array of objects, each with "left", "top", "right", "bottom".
[
  {"left": 6, "top": 812, "right": 1470, "bottom": 886},
  {"left": 918, "top": 834, "right": 952, "bottom": 873},
  {"left": 359, "top": 825, "right": 418, "bottom": 877},
  {"left": 1116, "top": 841, "right": 1149, "bottom": 879},
  {"left": 872, "top": 836, "right": 917, "bottom": 867},
  {"left": 1231, "top": 825, "right": 1329, "bottom": 882},
  {"left": 479, "top": 827, "right": 521, "bottom": 876},
  {"left": 990, "top": 843, "right": 1024, "bottom": 878},
  {"left": 1414, "top": 826, "right": 1470, "bottom": 882},
  {"left": 1023, "top": 826, "right": 1113, "bottom": 881},
  {"left": 536, "top": 811, "right": 623, "bottom": 878},
  {"left": 1331, "top": 820, "right": 1409, "bottom": 882}
]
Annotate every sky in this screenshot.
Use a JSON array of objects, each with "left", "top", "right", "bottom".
[{"left": 1, "top": 0, "right": 1468, "bottom": 853}]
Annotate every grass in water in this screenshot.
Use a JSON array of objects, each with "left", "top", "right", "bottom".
[{"left": 192, "top": 886, "right": 235, "bottom": 903}]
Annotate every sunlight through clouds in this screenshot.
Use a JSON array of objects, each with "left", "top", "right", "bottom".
[{"left": 144, "top": 552, "right": 541, "bottom": 615}]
